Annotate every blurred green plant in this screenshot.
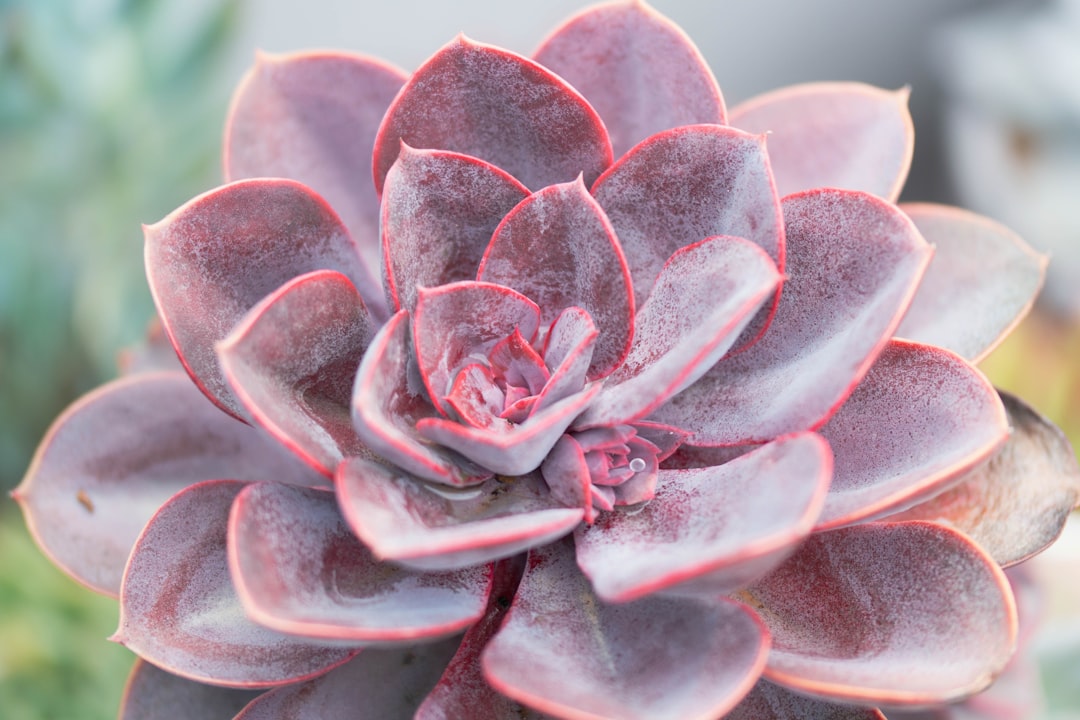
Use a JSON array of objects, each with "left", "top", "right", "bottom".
[
  {"left": 0, "top": 0, "right": 240, "bottom": 493},
  {"left": 1, "top": 0, "right": 239, "bottom": 717}
]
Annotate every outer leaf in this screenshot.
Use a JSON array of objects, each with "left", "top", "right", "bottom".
[
  {"left": 382, "top": 145, "right": 528, "bottom": 313},
  {"left": 592, "top": 124, "right": 783, "bottom": 309},
  {"left": 416, "top": 556, "right": 552, "bottom": 720},
  {"left": 750, "top": 522, "right": 1017, "bottom": 706},
  {"left": 373, "top": 36, "right": 612, "bottom": 193},
  {"left": 228, "top": 482, "right": 491, "bottom": 643},
  {"left": 351, "top": 311, "right": 484, "bottom": 486},
  {"left": 730, "top": 82, "right": 914, "bottom": 201},
  {"left": 575, "top": 433, "right": 830, "bottom": 603},
  {"left": 724, "top": 680, "right": 886, "bottom": 720},
  {"left": 337, "top": 457, "right": 583, "bottom": 571},
  {"left": 119, "top": 660, "right": 262, "bottom": 720},
  {"left": 218, "top": 270, "right": 376, "bottom": 477},
  {"left": 478, "top": 177, "right": 633, "bottom": 379},
  {"left": 576, "top": 235, "right": 779, "bottom": 428},
  {"left": 652, "top": 189, "right": 931, "bottom": 445},
  {"left": 413, "top": 282, "right": 541, "bottom": 418},
  {"left": 887, "top": 391, "right": 1080, "bottom": 567},
  {"left": 13, "top": 372, "right": 324, "bottom": 597},
  {"left": 533, "top": 0, "right": 725, "bottom": 158},
  {"left": 234, "top": 639, "right": 460, "bottom": 720},
  {"left": 896, "top": 203, "right": 1046, "bottom": 363},
  {"left": 482, "top": 538, "right": 769, "bottom": 720},
  {"left": 815, "top": 340, "right": 1008, "bottom": 531},
  {"left": 145, "top": 179, "right": 372, "bottom": 419},
  {"left": 224, "top": 50, "right": 407, "bottom": 314},
  {"left": 114, "top": 480, "right": 357, "bottom": 687}
]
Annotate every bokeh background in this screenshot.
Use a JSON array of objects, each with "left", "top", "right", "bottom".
[{"left": 2, "top": 0, "right": 1078, "bottom": 717}]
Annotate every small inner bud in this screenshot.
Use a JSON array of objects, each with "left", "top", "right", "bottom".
[{"left": 628, "top": 457, "right": 646, "bottom": 473}]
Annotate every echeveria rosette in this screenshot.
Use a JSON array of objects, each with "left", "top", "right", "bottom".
[{"left": 13, "top": 2, "right": 1079, "bottom": 719}]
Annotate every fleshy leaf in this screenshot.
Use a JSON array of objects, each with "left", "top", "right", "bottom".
[
  {"left": 533, "top": 0, "right": 725, "bottom": 158},
  {"left": 531, "top": 306, "right": 598, "bottom": 415},
  {"left": 575, "top": 433, "right": 831, "bottom": 603},
  {"left": 815, "top": 340, "right": 1008, "bottom": 530},
  {"left": 224, "top": 50, "right": 407, "bottom": 314},
  {"left": 577, "top": 235, "right": 779, "bottom": 428},
  {"left": 730, "top": 82, "right": 913, "bottom": 201},
  {"left": 382, "top": 145, "right": 528, "bottom": 313},
  {"left": 886, "top": 391, "right": 1080, "bottom": 567},
  {"left": 652, "top": 189, "right": 931, "bottom": 445},
  {"left": 416, "top": 382, "right": 602, "bottom": 477},
  {"left": 750, "top": 522, "right": 1016, "bottom": 706},
  {"left": 119, "top": 660, "right": 263, "bottom": 720},
  {"left": 145, "top": 179, "right": 373, "bottom": 419},
  {"left": 234, "top": 639, "right": 460, "bottom": 720},
  {"left": 591, "top": 124, "right": 783, "bottom": 311},
  {"left": 482, "top": 538, "right": 769, "bottom": 720},
  {"left": 229, "top": 482, "right": 491, "bottom": 643},
  {"left": 724, "top": 680, "right": 886, "bottom": 720},
  {"left": 413, "top": 282, "right": 541, "bottom": 418},
  {"left": 416, "top": 556, "right": 552, "bottom": 719},
  {"left": 337, "top": 457, "right": 583, "bottom": 571},
  {"left": 114, "top": 480, "right": 357, "bottom": 687},
  {"left": 13, "top": 372, "right": 324, "bottom": 597},
  {"left": 896, "top": 203, "right": 1047, "bottom": 362},
  {"left": 373, "top": 36, "right": 612, "bottom": 193},
  {"left": 478, "top": 177, "right": 633, "bottom": 379},
  {"left": 351, "top": 311, "right": 484, "bottom": 486},
  {"left": 218, "top": 270, "right": 376, "bottom": 477}
]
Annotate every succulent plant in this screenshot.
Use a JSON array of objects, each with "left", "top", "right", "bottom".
[{"left": 14, "top": 1, "right": 1080, "bottom": 718}]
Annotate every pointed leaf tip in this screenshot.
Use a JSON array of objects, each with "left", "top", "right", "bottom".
[
  {"left": 374, "top": 36, "right": 612, "bottom": 193},
  {"left": 731, "top": 82, "right": 914, "bottom": 201}
]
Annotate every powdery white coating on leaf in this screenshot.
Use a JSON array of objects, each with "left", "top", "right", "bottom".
[
  {"left": 591, "top": 124, "right": 783, "bottom": 309},
  {"left": 373, "top": 36, "right": 612, "bottom": 194},
  {"left": 651, "top": 189, "right": 931, "bottom": 445},
  {"left": 750, "top": 522, "right": 1016, "bottom": 706},
  {"left": 724, "top": 679, "right": 886, "bottom": 720},
  {"left": 576, "top": 235, "right": 779, "bottom": 428},
  {"left": 228, "top": 482, "right": 491, "bottom": 642},
  {"left": 816, "top": 340, "right": 1008, "bottom": 531},
  {"left": 887, "top": 391, "right": 1080, "bottom": 567},
  {"left": 145, "top": 179, "right": 370, "bottom": 420},
  {"left": 382, "top": 145, "right": 529, "bottom": 313},
  {"left": 481, "top": 537, "right": 769, "bottom": 720},
  {"left": 119, "top": 660, "right": 263, "bottom": 720},
  {"left": 413, "top": 281, "right": 541, "bottom": 418},
  {"left": 12, "top": 372, "right": 325, "bottom": 597},
  {"left": 895, "top": 203, "right": 1047, "bottom": 363},
  {"left": 224, "top": 51, "right": 407, "bottom": 317},
  {"left": 574, "top": 432, "right": 831, "bottom": 603},
  {"left": 730, "top": 82, "right": 914, "bottom": 202},
  {"left": 351, "top": 311, "right": 482, "bottom": 486},
  {"left": 218, "top": 271, "right": 377, "bottom": 477},
  {"left": 114, "top": 480, "right": 356, "bottom": 687},
  {"left": 337, "top": 457, "right": 583, "bottom": 571},
  {"left": 234, "top": 638, "right": 461, "bottom": 720},
  {"left": 478, "top": 177, "right": 634, "bottom": 380},
  {"left": 533, "top": 0, "right": 726, "bottom": 159}
]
